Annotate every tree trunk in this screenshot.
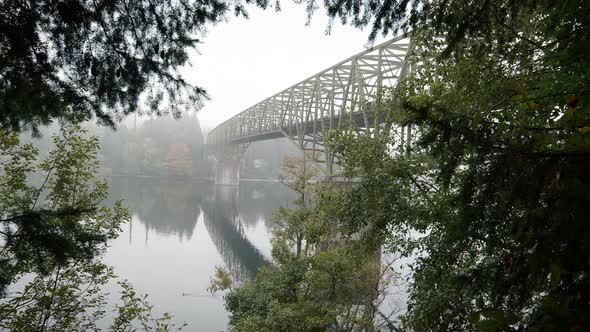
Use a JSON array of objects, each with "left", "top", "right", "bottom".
[{"left": 296, "top": 233, "right": 303, "bottom": 257}]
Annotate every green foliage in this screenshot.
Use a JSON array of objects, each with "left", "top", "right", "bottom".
[
  {"left": 273, "top": 207, "right": 313, "bottom": 258},
  {"left": 278, "top": 153, "right": 320, "bottom": 205},
  {"left": 274, "top": 153, "right": 323, "bottom": 257},
  {"left": 223, "top": 247, "right": 394, "bottom": 332},
  {"left": 0, "top": 125, "right": 183, "bottom": 330},
  {"left": 320, "top": 0, "right": 590, "bottom": 330},
  {"left": 315, "top": 0, "right": 589, "bottom": 61},
  {"left": 111, "top": 280, "right": 187, "bottom": 332},
  {"left": 216, "top": 155, "right": 403, "bottom": 331},
  {"left": 0, "top": 125, "right": 127, "bottom": 292},
  {"left": 0, "top": 0, "right": 270, "bottom": 131},
  {"left": 0, "top": 261, "right": 185, "bottom": 331},
  {"left": 0, "top": 261, "right": 116, "bottom": 331},
  {"left": 207, "top": 265, "right": 234, "bottom": 293}
]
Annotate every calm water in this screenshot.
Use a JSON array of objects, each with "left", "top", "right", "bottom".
[{"left": 102, "top": 178, "right": 295, "bottom": 331}]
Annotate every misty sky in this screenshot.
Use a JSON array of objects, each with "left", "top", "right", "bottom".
[{"left": 183, "top": 2, "right": 388, "bottom": 133}]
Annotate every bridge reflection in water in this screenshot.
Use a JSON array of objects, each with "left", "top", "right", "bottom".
[
  {"left": 202, "top": 186, "right": 269, "bottom": 281},
  {"left": 106, "top": 177, "right": 294, "bottom": 282}
]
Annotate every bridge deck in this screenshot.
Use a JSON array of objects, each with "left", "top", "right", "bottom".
[{"left": 228, "top": 112, "right": 380, "bottom": 145}]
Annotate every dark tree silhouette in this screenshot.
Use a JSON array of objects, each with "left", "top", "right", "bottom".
[{"left": 0, "top": 0, "right": 268, "bottom": 132}]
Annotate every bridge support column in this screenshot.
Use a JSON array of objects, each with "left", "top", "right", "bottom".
[
  {"left": 214, "top": 145, "right": 248, "bottom": 186},
  {"left": 215, "top": 156, "right": 240, "bottom": 185}
]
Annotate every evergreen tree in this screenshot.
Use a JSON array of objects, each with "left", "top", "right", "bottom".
[
  {"left": 0, "top": 0, "right": 269, "bottom": 132},
  {"left": 319, "top": 0, "right": 590, "bottom": 330}
]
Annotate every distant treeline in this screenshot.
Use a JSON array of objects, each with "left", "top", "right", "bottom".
[
  {"left": 101, "top": 114, "right": 206, "bottom": 177},
  {"left": 20, "top": 114, "right": 205, "bottom": 178},
  {"left": 21, "top": 115, "right": 301, "bottom": 180}
]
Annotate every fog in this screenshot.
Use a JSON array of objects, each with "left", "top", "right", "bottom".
[
  {"left": 20, "top": 114, "right": 301, "bottom": 182},
  {"left": 19, "top": 3, "right": 387, "bottom": 180},
  {"left": 184, "top": 1, "right": 388, "bottom": 131},
  {"left": 9, "top": 7, "right": 391, "bottom": 329}
]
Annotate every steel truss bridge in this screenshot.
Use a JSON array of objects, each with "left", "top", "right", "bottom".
[{"left": 207, "top": 35, "right": 412, "bottom": 184}]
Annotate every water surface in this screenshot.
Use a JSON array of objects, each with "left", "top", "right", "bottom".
[{"left": 103, "top": 178, "right": 295, "bottom": 331}]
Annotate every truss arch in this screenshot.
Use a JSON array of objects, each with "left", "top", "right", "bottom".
[{"left": 208, "top": 35, "right": 412, "bottom": 175}]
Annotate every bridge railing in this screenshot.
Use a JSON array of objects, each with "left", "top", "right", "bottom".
[{"left": 207, "top": 35, "right": 411, "bottom": 151}]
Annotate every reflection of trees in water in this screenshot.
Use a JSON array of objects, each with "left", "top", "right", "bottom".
[
  {"left": 106, "top": 177, "right": 203, "bottom": 241},
  {"left": 106, "top": 177, "right": 294, "bottom": 282},
  {"left": 201, "top": 186, "right": 270, "bottom": 282}
]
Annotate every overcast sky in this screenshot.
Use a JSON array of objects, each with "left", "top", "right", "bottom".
[{"left": 183, "top": 2, "right": 387, "bottom": 133}]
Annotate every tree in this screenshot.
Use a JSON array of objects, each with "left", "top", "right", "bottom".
[
  {"left": 220, "top": 247, "right": 401, "bottom": 332},
  {"left": 0, "top": 262, "right": 186, "bottom": 331},
  {"left": 317, "top": 0, "right": 589, "bottom": 59},
  {"left": 93, "top": 112, "right": 207, "bottom": 177},
  {"left": 211, "top": 155, "right": 405, "bottom": 331},
  {"left": 319, "top": 0, "right": 590, "bottom": 330},
  {"left": 0, "top": 125, "right": 186, "bottom": 330},
  {"left": 278, "top": 152, "right": 319, "bottom": 207},
  {"left": 0, "top": 125, "right": 128, "bottom": 292},
  {"left": 274, "top": 152, "right": 320, "bottom": 257},
  {"left": 0, "top": 0, "right": 269, "bottom": 132}
]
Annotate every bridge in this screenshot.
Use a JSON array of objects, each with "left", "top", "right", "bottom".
[{"left": 207, "top": 35, "right": 412, "bottom": 185}]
